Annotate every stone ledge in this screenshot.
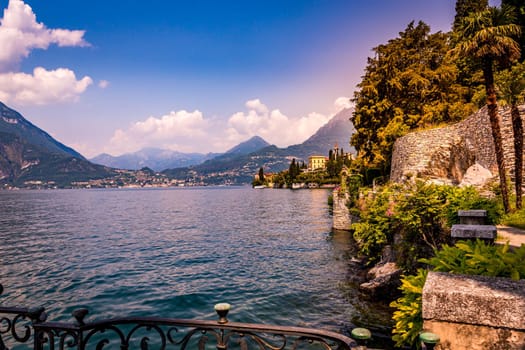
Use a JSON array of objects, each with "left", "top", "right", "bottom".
[
  {"left": 458, "top": 210, "right": 487, "bottom": 217},
  {"left": 451, "top": 224, "right": 496, "bottom": 239},
  {"left": 423, "top": 272, "right": 525, "bottom": 330}
]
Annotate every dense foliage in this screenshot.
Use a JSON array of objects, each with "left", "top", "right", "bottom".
[
  {"left": 502, "top": 0, "right": 525, "bottom": 60},
  {"left": 390, "top": 269, "right": 427, "bottom": 348},
  {"left": 347, "top": 1, "right": 525, "bottom": 347},
  {"left": 351, "top": 181, "right": 502, "bottom": 271},
  {"left": 391, "top": 240, "right": 525, "bottom": 348},
  {"left": 350, "top": 21, "right": 477, "bottom": 175},
  {"left": 350, "top": 2, "right": 524, "bottom": 190},
  {"left": 453, "top": 0, "right": 488, "bottom": 31},
  {"left": 422, "top": 239, "right": 525, "bottom": 279}
]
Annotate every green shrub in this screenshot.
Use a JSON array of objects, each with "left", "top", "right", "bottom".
[
  {"left": 350, "top": 181, "right": 502, "bottom": 270},
  {"left": 390, "top": 269, "right": 427, "bottom": 348},
  {"left": 421, "top": 239, "right": 525, "bottom": 280},
  {"left": 351, "top": 186, "right": 396, "bottom": 264},
  {"left": 441, "top": 186, "right": 502, "bottom": 226},
  {"left": 501, "top": 207, "right": 525, "bottom": 230},
  {"left": 392, "top": 182, "right": 450, "bottom": 272},
  {"left": 391, "top": 240, "right": 525, "bottom": 348}
]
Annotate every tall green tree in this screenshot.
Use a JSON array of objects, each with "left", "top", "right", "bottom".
[
  {"left": 454, "top": 0, "right": 488, "bottom": 31},
  {"left": 288, "top": 158, "right": 300, "bottom": 182},
  {"left": 351, "top": 21, "right": 475, "bottom": 174},
  {"left": 496, "top": 62, "right": 525, "bottom": 209},
  {"left": 502, "top": 0, "right": 525, "bottom": 61},
  {"left": 452, "top": 0, "right": 489, "bottom": 105},
  {"left": 454, "top": 5, "right": 521, "bottom": 213}
]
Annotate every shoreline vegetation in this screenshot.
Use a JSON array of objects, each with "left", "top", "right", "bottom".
[{"left": 298, "top": 0, "right": 525, "bottom": 347}]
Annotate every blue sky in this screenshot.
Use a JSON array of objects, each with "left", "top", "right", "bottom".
[{"left": 0, "top": 0, "right": 500, "bottom": 157}]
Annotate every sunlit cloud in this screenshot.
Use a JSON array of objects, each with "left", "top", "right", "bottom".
[
  {"left": 107, "top": 110, "right": 212, "bottom": 155},
  {"left": 224, "top": 99, "right": 331, "bottom": 147},
  {"left": 333, "top": 96, "right": 353, "bottom": 112},
  {"left": 0, "top": 67, "right": 92, "bottom": 105},
  {"left": 103, "top": 98, "right": 337, "bottom": 156},
  {"left": 0, "top": 0, "right": 92, "bottom": 105}
]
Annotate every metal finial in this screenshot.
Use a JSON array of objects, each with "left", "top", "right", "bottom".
[
  {"left": 214, "top": 303, "right": 231, "bottom": 324},
  {"left": 28, "top": 306, "right": 47, "bottom": 322},
  {"left": 72, "top": 308, "right": 89, "bottom": 326}
]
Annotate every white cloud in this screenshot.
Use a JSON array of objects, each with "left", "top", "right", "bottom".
[
  {"left": 245, "top": 98, "right": 268, "bottom": 114},
  {"left": 225, "top": 99, "right": 330, "bottom": 147},
  {"left": 102, "top": 98, "right": 343, "bottom": 156},
  {"left": 98, "top": 80, "right": 110, "bottom": 89},
  {"left": 0, "top": 67, "right": 92, "bottom": 105},
  {"left": 107, "top": 110, "right": 211, "bottom": 155},
  {"left": 333, "top": 96, "right": 353, "bottom": 112},
  {"left": 0, "top": 0, "right": 92, "bottom": 105},
  {"left": 0, "top": 0, "right": 89, "bottom": 72}
]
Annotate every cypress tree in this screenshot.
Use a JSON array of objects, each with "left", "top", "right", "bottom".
[{"left": 258, "top": 167, "right": 265, "bottom": 183}]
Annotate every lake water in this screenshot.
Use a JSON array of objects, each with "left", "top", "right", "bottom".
[{"left": 0, "top": 186, "right": 392, "bottom": 343}]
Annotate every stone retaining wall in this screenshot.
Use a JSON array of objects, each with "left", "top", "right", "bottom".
[
  {"left": 422, "top": 272, "right": 525, "bottom": 350},
  {"left": 391, "top": 105, "right": 525, "bottom": 184},
  {"left": 332, "top": 190, "right": 356, "bottom": 231}
]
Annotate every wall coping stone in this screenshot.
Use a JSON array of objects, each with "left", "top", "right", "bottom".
[
  {"left": 423, "top": 272, "right": 525, "bottom": 330},
  {"left": 451, "top": 224, "right": 496, "bottom": 239}
]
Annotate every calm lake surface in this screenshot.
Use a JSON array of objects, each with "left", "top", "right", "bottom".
[{"left": 0, "top": 187, "right": 391, "bottom": 338}]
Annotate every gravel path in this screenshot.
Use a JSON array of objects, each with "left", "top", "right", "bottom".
[{"left": 496, "top": 225, "right": 525, "bottom": 247}]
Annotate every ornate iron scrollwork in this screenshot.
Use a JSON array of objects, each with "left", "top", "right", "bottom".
[
  {"left": 1, "top": 284, "right": 359, "bottom": 350},
  {"left": 0, "top": 284, "right": 47, "bottom": 350}
]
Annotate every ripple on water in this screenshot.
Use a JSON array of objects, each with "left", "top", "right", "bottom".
[{"left": 0, "top": 187, "right": 392, "bottom": 334}]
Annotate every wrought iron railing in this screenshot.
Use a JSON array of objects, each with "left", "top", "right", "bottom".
[{"left": 0, "top": 284, "right": 369, "bottom": 350}]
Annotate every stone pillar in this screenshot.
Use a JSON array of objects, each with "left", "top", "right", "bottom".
[{"left": 332, "top": 189, "right": 357, "bottom": 231}]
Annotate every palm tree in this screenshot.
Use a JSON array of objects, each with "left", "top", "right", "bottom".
[
  {"left": 454, "top": 5, "right": 521, "bottom": 213},
  {"left": 496, "top": 62, "right": 525, "bottom": 209}
]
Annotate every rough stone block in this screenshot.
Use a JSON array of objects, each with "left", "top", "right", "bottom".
[
  {"left": 423, "top": 272, "right": 525, "bottom": 330},
  {"left": 451, "top": 224, "right": 496, "bottom": 240}
]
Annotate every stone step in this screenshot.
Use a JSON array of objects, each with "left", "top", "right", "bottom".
[{"left": 451, "top": 224, "right": 496, "bottom": 240}]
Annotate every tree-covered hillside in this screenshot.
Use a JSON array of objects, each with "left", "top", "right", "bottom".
[{"left": 350, "top": 0, "right": 524, "bottom": 185}]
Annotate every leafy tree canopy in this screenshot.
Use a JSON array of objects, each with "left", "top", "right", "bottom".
[{"left": 351, "top": 21, "right": 476, "bottom": 173}]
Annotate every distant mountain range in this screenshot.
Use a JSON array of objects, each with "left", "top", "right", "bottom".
[
  {"left": 162, "top": 108, "right": 355, "bottom": 184},
  {"left": 91, "top": 148, "right": 219, "bottom": 172},
  {"left": 0, "top": 102, "right": 114, "bottom": 187},
  {"left": 0, "top": 101, "right": 355, "bottom": 186},
  {"left": 90, "top": 136, "right": 271, "bottom": 171}
]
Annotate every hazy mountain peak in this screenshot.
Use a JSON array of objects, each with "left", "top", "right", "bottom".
[{"left": 226, "top": 136, "right": 271, "bottom": 155}]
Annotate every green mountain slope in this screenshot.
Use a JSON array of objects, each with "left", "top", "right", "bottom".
[{"left": 0, "top": 102, "right": 115, "bottom": 187}]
